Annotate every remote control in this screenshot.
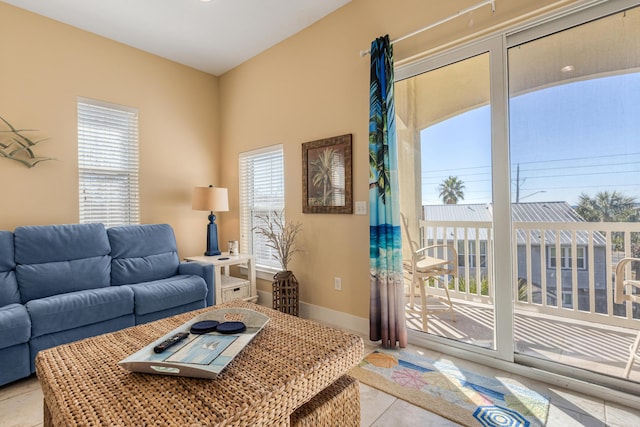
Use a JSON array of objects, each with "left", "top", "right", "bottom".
[{"left": 153, "top": 332, "right": 189, "bottom": 353}]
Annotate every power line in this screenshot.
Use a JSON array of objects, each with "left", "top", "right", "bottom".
[
  {"left": 421, "top": 152, "right": 640, "bottom": 176},
  {"left": 422, "top": 164, "right": 639, "bottom": 184},
  {"left": 508, "top": 182, "right": 640, "bottom": 192},
  {"left": 424, "top": 171, "right": 638, "bottom": 186},
  {"left": 422, "top": 165, "right": 491, "bottom": 175},
  {"left": 520, "top": 168, "right": 640, "bottom": 180},
  {"left": 512, "top": 152, "right": 640, "bottom": 166},
  {"left": 423, "top": 178, "right": 491, "bottom": 186},
  {"left": 422, "top": 170, "right": 490, "bottom": 178}
]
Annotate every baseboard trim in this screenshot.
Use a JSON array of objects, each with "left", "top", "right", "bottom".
[
  {"left": 256, "top": 290, "right": 369, "bottom": 336},
  {"left": 299, "top": 302, "right": 369, "bottom": 337}
]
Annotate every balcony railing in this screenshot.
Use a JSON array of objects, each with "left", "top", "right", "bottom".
[{"left": 419, "top": 219, "right": 640, "bottom": 330}]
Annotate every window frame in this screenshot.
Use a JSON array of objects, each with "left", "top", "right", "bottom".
[
  {"left": 548, "top": 246, "right": 587, "bottom": 270},
  {"left": 238, "top": 144, "right": 285, "bottom": 275},
  {"left": 77, "top": 97, "right": 139, "bottom": 227}
]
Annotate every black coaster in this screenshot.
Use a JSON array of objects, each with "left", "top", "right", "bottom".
[
  {"left": 216, "top": 321, "right": 246, "bottom": 334},
  {"left": 190, "top": 320, "right": 219, "bottom": 334}
]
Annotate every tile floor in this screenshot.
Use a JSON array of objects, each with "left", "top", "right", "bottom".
[{"left": 2, "top": 341, "right": 640, "bottom": 427}]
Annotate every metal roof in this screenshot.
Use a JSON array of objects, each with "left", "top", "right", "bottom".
[
  {"left": 511, "top": 202, "right": 585, "bottom": 223},
  {"left": 423, "top": 202, "right": 606, "bottom": 246},
  {"left": 424, "top": 203, "right": 493, "bottom": 222}
]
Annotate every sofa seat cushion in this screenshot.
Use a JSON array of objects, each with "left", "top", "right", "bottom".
[
  {"left": 14, "top": 223, "right": 111, "bottom": 303},
  {"left": 126, "top": 275, "right": 207, "bottom": 316},
  {"left": 26, "top": 286, "right": 134, "bottom": 338},
  {"left": 108, "top": 224, "right": 180, "bottom": 286},
  {"left": 0, "top": 231, "right": 20, "bottom": 307},
  {"left": 0, "top": 304, "right": 31, "bottom": 349}
]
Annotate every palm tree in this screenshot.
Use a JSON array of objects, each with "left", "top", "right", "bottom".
[
  {"left": 439, "top": 176, "right": 465, "bottom": 204},
  {"left": 577, "top": 190, "right": 638, "bottom": 253},
  {"left": 310, "top": 147, "right": 337, "bottom": 205},
  {"left": 575, "top": 190, "right": 637, "bottom": 222}
]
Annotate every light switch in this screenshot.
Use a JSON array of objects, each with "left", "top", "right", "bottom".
[{"left": 355, "top": 201, "right": 367, "bottom": 215}]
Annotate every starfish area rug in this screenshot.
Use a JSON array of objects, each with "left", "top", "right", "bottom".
[{"left": 350, "top": 347, "right": 549, "bottom": 427}]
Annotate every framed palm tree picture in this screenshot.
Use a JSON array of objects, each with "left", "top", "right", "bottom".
[{"left": 302, "top": 134, "right": 352, "bottom": 214}]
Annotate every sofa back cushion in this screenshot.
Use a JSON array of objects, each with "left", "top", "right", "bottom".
[
  {"left": 108, "top": 224, "right": 179, "bottom": 286},
  {"left": 14, "top": 223, "right": 111, "bottom": 303},
  {"left": 0, "top": 231, "right": 20, "bottom": 307}
]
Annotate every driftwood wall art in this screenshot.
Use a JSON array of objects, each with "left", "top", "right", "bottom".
[{"left": 0, "top": 115, "right": 53, "bottom": 168}]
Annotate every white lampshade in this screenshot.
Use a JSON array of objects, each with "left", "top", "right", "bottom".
[{"left": 192, "top": 186, "right": 229, "bottom": 212}]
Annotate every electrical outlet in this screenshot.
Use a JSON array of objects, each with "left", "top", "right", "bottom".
[{"left": 334, "top": 277, "right": 342, "bottom": 291}]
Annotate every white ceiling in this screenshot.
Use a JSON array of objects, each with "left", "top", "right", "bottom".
[{"left": 2, "top": 0, "right": 351, "bottom": 76}]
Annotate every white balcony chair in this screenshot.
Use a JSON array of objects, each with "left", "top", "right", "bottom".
[
  {"left": 400, "top": 212, "right": 457, "bottom": 332},
  {"left": 614, "top": 257, "right": 640, "bottom": 378}
]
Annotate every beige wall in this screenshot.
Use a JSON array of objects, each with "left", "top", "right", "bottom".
[
  {"left": 218, "top": 0, "right": 581, "bottom": 319},
  {"left": 1, "top": 0, "right": 582, "bottom": 320},
  {"left": 0, "top": 2, "right": 220, "bottom": 258}
]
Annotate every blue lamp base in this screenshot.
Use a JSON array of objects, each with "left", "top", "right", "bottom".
[{"left": 204, "top": 212, "right": 221, "bottom": 256}]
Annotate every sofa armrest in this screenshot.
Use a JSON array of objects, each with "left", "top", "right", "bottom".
[{"left": 178, "top": 262, "right": 215, "bottom": 306}]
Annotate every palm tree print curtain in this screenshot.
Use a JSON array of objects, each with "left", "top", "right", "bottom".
[{"left": 369, "top": 35, "right": 407, "bottom": 348}]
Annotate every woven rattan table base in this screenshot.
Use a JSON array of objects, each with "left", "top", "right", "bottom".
[
  {"left": 290, "top": 375, "right": 360, "bottom": 427},
  {"left": 36, "top": 301, "right": 364, "bottom": 426}
]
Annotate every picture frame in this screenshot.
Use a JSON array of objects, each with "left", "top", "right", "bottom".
[{"left": 302, "top": 134, "right": 353, "bottom": 214}]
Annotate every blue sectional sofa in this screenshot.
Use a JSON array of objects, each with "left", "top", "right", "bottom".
[{"left": 0, "top": 223, "right": 214, "bottom": 387}]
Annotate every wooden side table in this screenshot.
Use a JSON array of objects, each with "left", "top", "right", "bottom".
[{"left": 185, "top": 253, "right": 257, "bottom": 305}]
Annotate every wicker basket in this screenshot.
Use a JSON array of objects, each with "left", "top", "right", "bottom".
[{"left": 273, "top": 270, "right": 299, "bottom": 316}]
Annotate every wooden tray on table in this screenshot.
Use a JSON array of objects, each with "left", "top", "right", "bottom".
[{"left": 119, "top": 307, "right": 269, "bottom": 379}]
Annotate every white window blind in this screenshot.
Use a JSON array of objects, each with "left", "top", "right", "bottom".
[
  {"left": 239, "top": 145, "right": 284, "bottom": 271},
  {"left": 78, "top": 98, "right": 140, "bottom": 227}
]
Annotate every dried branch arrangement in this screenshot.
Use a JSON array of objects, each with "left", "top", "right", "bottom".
[{"left": 254, "top": 210, "right": 303, "bottom": 271}]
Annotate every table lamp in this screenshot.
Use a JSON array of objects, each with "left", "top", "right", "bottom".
[{"left": 192, "top": 185, "right": 229, "bottom": 256}]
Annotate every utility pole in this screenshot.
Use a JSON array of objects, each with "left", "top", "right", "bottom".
[{"left": 516, "top": 164, "right": 520, "bottom": 203}]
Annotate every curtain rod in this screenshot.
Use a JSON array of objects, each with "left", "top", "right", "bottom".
[{"left": 359, "top": 0, "right": 496, "bottom": 57}]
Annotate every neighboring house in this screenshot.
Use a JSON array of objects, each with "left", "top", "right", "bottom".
[{"left": 422, "top": 202, "right": 608, "bottom": 311}]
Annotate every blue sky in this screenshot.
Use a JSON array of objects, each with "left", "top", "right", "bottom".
[{"left": 420, "top": 73, "right": 640, "bottom": 206}]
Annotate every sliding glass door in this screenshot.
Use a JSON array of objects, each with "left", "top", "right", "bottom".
[
  {"left": 508, "top": 3, "right": 640, "bottom": 382},
  {"left": 396, "top": 41, "right": 502, "bottom": 353},
  {"left": 396, "top": 0, "right": 640, "bottom": 388}
]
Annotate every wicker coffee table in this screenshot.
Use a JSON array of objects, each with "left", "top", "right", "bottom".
[{"left": 36, "top": 301, "right": 364, "bottom": 426}]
